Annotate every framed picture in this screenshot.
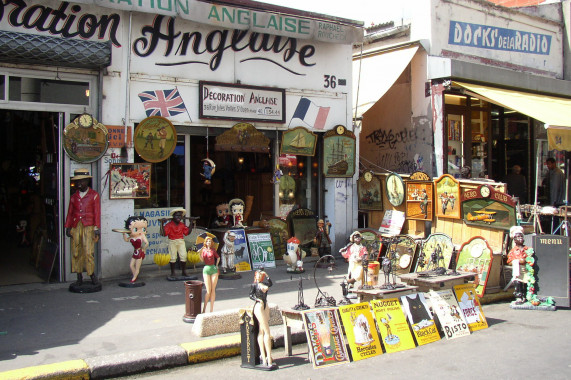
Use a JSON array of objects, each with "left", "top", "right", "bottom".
[
  {"left": 109, "top": 163, "right": 151, "bottom": 199},
  {"left": 385, "top": 235, "right": 418, "bottom": 274},
  {"left": 323, "top": 126, "right": 356, "bottom": 178},
  {"left": 134, "top": 116, "right": 177, "bottom": 163},
  {"left": 358, "top": 172, "right": 383, "bottom": 211},
  {"left": 415, "top": 233, "right": 454, "bottom": 273},
  {"left": 434, "top": 174, "right": 461, "bottom": 219},
  {"left": 405, "top": 181, "right": 433, "bottom": 221},
  {"left": 456, "top": 237, "right": 493, "bottom": 297},
  {"left": 246, "top": 231, "right": 275, "bottom": 270},
  {"left": 63, "top": 116, "right": 109, "bottom": 163},
  {"left": 461, "top": 185, "right": 516, "bottom": 230},
  {"left": 385, "top": 173, "right": 405, "bottom": 207},
  {"left": 281, "top": 126, "right": 317, "bottom": 156},
  {"left": 267, "top": 217, "right": 289, "bottom": 260}
]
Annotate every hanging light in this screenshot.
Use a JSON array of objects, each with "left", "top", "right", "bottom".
[{"left": 238, "top": 156, "right": 244, "bottom": 164}]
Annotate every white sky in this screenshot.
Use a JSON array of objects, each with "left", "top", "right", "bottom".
[{"left": 258, "top": 0, "right": 410, "bottom": 28}]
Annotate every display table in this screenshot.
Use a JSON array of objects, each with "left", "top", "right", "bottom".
[
  {"left": 398, "top": 272, "right": 475, "bottom": 293},
  {"left": 280, "top": 308, "right": 306, "bottom": 356},
  {"left": 352, "top": 285, "right": 418, "bottom": 303}
]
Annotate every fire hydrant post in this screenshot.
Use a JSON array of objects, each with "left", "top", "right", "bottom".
[{"left": 183, "top": 280, "right": 203, "bottom": 323}]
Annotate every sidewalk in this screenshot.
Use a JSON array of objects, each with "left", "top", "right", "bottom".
[{"left": 0, "top": 256, "right": 332, "bottom": 379}]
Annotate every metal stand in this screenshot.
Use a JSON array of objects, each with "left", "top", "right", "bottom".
[{"left": 313, "top": 255, "right": 337, "bottom": 308}]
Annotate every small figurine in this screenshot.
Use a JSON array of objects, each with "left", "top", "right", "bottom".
[
  {"left": 211, "top": 202, "right": 231, "bottom": 228},
  {"left": 221, "top": 230, "right": 237, "bottom": 273},
  {"left": 229, "top": 198, "right": 246, "bottom": 228},
  {"left": 285, "top": 236, "right": 305, "bottom": 273},
  {"left": 16, "top": 220, "right": 30, "bottom": 247},
  {"left": 271, "top": 164, "right": 283, "bottom": 184},
  {"left": 314, "top": 219, "right": 332, "bottom": 260},
  {"left": 122, "top": 215, "right": 149, "bottom": 284},
  {"left": 201, "top": 158, "right": 216, "bottom": 185},
  {"left": 249, "top": 269, "right": 277, "bottom": 370},
  {"left": 198, "top": 235, "right": 220, "bottom": 313},
  {"left": 160, "top": 208, "right": 191, "bottom": 280},
  {"left": 65, "top": 168, "right": 101, "bottom": 290},
  {"left": 506, "top": 226, "right": 531, "bottom": 305},
  {"left": 157, "top": 125, "right": 167, "bottom": 157},
  {"left": 339, "top": 231, "right": 368, "bottom": 289}
]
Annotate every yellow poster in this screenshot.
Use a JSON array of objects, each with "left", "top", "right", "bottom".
[
  {"left": 370, "top": 298, "right": 416, "bottom": 354},
  {"left": 400, "top": 293, "right": 441, "bottom": 346},
  {"left": 338, "top": 302, "right": 382, "bottom": 361},
  {"left": 453, "top": 284, "right": 488, "bottom": 332}
]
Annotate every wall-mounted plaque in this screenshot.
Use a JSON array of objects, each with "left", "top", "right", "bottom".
[
  {"left": 281, "top": 126, "right": 317, "bottom": 156},
  {"left": 134, "top": 116, "right": 176, "bottom": 163}
]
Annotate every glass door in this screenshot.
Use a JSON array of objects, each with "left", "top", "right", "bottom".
[{"left": 446, "top": 113, "right": 464, "bottom": 178}]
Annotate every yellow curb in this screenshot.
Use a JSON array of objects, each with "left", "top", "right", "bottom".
[
  {"left": 0, "top": 359, "right": 89, "bottom": 380},
  {"left": 180, "top": 335, "right": 242, "bottom": 364}
]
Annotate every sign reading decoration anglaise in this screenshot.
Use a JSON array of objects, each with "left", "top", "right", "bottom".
[{"left": 199, "top": 81, "right": 285, "bottom": 123}]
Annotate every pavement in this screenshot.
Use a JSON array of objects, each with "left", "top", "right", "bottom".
[
  {"left": 0, "top": 256, "right": 335, "bottom": 379},
  {"left": 0, "top": 256, "right": 567, "bottom": 380}
]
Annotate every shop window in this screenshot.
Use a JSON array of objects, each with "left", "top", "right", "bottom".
[
  {"left": 8, "top": 76, "right": 89, "bottom": 105},
  {"left": 278, "top": 153, "right": 318, "bottom": 218},
  {"left": 0, "top": 75, "right": 5, "bottom": 100},
  {"left": 134, "top": 136, "right": 185, "bottom": 209}
]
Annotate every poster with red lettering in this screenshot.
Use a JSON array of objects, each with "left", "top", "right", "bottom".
[
  {"left": 370, "top": 298, "right": 416, "bottom": 354},
  {"left": 303, "top": 308, "right": 350, "bottom": 368},
  {"left": 426, "top": 289, "right": 470, "bottom": 340},
  {"left": 453, "top": 284, "right": 488, "bottom": 332},
  {"left": 338, "top": 302, "right": 382, "bottom": 361}
]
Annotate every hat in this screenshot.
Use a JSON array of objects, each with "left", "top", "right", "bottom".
[
  {"left": 71, "top": 168, "right": 92, "bottom": 180},
  {"left": 350, "top": 231, "right": 362, "bottom": 242},
  {"left": 169, "top": 208, "right": 186, "bottom": 217},
  {"left": 509, "top": 225, "right": 524, "bottom": 238}
]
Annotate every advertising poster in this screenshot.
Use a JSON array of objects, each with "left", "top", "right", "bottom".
[
  {"left": 134, "top": 207, "right": 172, "bottom": 264},
  {"left": 370, "top": 298, "right": 416, "bottom": 354},
  {"left": 246, "top": 232, "right": 276, "bottom": 269},
  {"left": 427, "top": 290, "right": 470, "bottom": 340},
  {"left": 400, "top": 293, "right": 441, "bottom": 346},
  {"left": 338, "top": 302, "right": 382, "bottom": 361},
  {"left": 453, "top": 284, "right": 488, "bottom": 332},
  {"left": 303, "top": 309, "right": 350, "bottom": 368},
  {"left": 229, "top": 229, "right": 252, "bottom": 272}
]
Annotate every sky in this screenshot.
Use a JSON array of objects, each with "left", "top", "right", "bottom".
[{"left": 258, "top": 0, "right": 412, "bottom": 28}]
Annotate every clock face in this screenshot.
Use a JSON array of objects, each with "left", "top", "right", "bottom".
[
  {"left": 480, "top": 185, "right": 490, "bottom": 198},
  {"left": 336, "top": 125, "right": 346, "bottom": 135},
  {"left": 399, "top": 254, "right": 412, "bottom": 269},
  {"left": 364, "top": 171, "right": 373, "bottom": 182},
  {"left": 78, "top": 113, "right": 94, "bottom": 128}
]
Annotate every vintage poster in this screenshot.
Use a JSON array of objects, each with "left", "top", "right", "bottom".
[
  {"left": 109, "top": 163, "right": 151, "bottom": 199},
  {"left": 228, "top": 229, "right": 252, "bottom": 272},
  {"left": 453, "top": 284, "right": 488, "bottom": 332},
  {"left": 427, "top": 290, "right": 470, "bottom": 340},
  {"left": 378, "top": 210, "right": 405, "bottom": 235},
  {"left": 338, "top": 302, "right": 382, "bottom": 361},
  {"left": 246, "top": 232, "right": 276, "bottom": 269},
  {"left": 303, "top": 308, "right": 350, "bottom": 368},
  {"left": 400, "top": 293, "right": 441, "bottom": 346},
  {"left": 370, "top": 298, "right": 416, "bottom": 354}
]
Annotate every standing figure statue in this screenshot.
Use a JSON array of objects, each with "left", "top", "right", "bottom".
[
  {"left": 285, "top": 236, "right": 305, "bottom": 273},
  {"left": 160, "top": 208, "right": 191, "bottom": 280},
  {"left": 221, "top": 230, "right": 237, "bottom": 273},
  {"left": 249, "top": 270, "right": 277, "bottom": 369},
  {"left": 212, "top": 202, "right": 231, "bottom": 228},
  {"left": 229, "top": 198, "right": 246, "bottom": 228},
  {"left": 122, "top": 215, "right": 149, "bottom": 284},
  {"left": 339, "top": 231, "right": 368, "bottom": 289},
  {"left": 314, "top": 219, "right": 332, "bottom": 261},
  {"left": 199, "top": 236, "right": 220, "bottom": 313},
  {"left": 507, "top": 226, "right": 531, "bottom": 305},
  {"left": 65, "top": 168, "right": 101, "bottom": 291}
]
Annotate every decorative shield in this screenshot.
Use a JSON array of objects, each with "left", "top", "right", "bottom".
[{"left": 195, "top": 232, "right": 219, "bottom": 251}]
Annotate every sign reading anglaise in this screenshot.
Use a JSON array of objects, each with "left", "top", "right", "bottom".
[{"left": 199, "top": 81, "right": 285, "bottom": 123}]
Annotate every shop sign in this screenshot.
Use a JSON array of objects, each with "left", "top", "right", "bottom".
[
  {"left": 200, "top": 82, "right": 285, "bottom": 123},
  {"left": 106, "top": 125, "right": 125, "bottom": 148},
  {"left": 338, "top": 302, "right": 383, "bottom": 361},
  {"left": 449, "top": 20, "right": 551, "bottom": 55}
]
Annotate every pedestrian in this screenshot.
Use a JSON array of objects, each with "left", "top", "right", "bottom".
[
  {"left": 545, "top": 157, "right": 565, "bottom": 206},
  {"left": 65, "top": 168, "right": 101, "bottom": 288},
  {"left": 505, "top": 164, "right": 527, "bottom": 204}
]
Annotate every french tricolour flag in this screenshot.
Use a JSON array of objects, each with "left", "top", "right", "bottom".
[{"left": 290, "top": 97, "right": 330, "bottom": 130}]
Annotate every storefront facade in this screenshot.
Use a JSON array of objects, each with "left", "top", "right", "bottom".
[
  {"left": 354, "top": 0, "right": 571, "bottom": 211},
  {"left": 0, "top": 0, "right": 364, "bottom": 282}
]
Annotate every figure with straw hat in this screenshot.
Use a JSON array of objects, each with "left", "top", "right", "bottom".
[
  {"left": 65, "top": 168, "right": 101, "bottom": 291},
  {"left": 160, "top": 207, "right": 192, "bottom": 279}
]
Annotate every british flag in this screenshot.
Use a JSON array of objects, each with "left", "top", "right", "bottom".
[{"left": 138, "top": 88, "right": 188, "bottom": 118}]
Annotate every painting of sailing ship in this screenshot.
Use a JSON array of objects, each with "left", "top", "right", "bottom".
[
  {"left": 323, "top": 128, "right": 356, "bottom": 178},
  {"left": 281, "top": 126, "right": 317, "bottom": 156}
]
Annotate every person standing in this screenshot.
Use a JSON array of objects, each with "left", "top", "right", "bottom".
[
  {"left": 505, "top": 165, "right": 527, "bottom": 204},
  {"left": 65, "top": 168, "right": 101, "bottom": 287},
  {"left": 545, "top": 157, "right": 566, "bottom": 206}
]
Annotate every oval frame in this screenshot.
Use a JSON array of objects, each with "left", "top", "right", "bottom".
[
  {"left": 385, "top": 173, "right": 405, "bottom": 207},
  {"left": 134, "top": 116, "right": 177, "bottom": 163},
  {"left": 63, "top": 118, "right": 109, "bottom": 163}
]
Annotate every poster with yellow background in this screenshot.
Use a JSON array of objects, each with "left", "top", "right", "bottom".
[
  {"left": 338, "top": 302, "right": 382, "bottom": 361},
  {"left": 370, "top": 298, "right": 416, "bottom": 353}
]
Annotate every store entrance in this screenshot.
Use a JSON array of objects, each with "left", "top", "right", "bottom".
[{"left": 0, "top": 110, "right": 60, "bottom": 285}]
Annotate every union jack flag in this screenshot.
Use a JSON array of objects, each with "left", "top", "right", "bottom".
[{"left": 138, "top": 88, "right": 188, "bottom": 118}]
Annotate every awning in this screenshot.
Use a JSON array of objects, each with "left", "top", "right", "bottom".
[
  {"left": 455, "top": 81, "right": 571, "bottom": 150},
  {"left": 353, "top": 45, "right": 419, "bottom": 119}
]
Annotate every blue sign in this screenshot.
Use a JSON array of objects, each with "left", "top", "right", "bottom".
[{"left": 448, "top": 20, "right": 551, "bottom": 55}]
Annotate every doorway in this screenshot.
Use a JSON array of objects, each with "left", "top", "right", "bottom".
[{"left": 0, "top": 110, "right": 59, "bottom": 285}]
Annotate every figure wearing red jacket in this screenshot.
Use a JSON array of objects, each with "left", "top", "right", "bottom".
[{"left": 65, "top": 169, "right": 101, "bottom": 286}]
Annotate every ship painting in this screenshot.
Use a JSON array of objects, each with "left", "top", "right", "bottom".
[
  {"left": 327, "top": 138, "right": 349, "bottom": 175},
  {"left": 289, "top": 130, "right": 307, "bottom": 151}
]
